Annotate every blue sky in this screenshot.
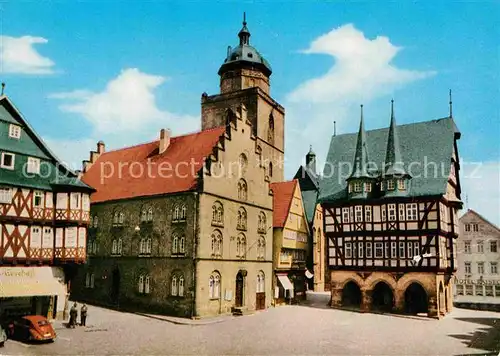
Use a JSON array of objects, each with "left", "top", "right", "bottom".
[{"left": 2, "top": 1, "right": 499, "bottom": 224}]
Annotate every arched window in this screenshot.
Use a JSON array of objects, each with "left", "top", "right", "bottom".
[
  {"left": 139, "top": 238, "right": 144, "bottom": 254},
  {"left": 258, "top": 211, "right": 267, "bottom": 232},
  {"left": 211, "top": 230, "right": 223, "bottom": 258},
  {"left": 85, "top": 272, "right": 90, "bottom": 288},
  {"left": 237, "top": 233, "right": 246, "bottom": 259},
  {"left": 239, "top": 153, "right": 248, "bottom": 174},
  {"left": 268, "top": 114, "right": 274, "bottom": 144},
  {"left": 173, "top": 206, "right": 180, "bottom": 221},
  {"left": 257, "top": 236, "right": 266, "bottom": 259},
  {"left": 257, "top": 271, "right": 265, "bottom": 293},
  {"left": 181, "top": 205, "right": 187, "bottom": 220},
  {"left": 238, "top": 179, "right": 247, "bottom": 200},
  {"left": 119, "top": 212, "right": 124, "bottom": 224},
  {"left": 90, "top": 273, "right": 95, "bottom": 288},
  {"left": 118, "top": 238, "right": 123, "bottom": 254},
  {"left": 178, "top": 276, "right": 185, "bottom": 297},
  {"left": 112, "top": 239, "right": 117, "bottom": 254},
  {"left": 147, "top": 207, "right": 153, "bottom": 221},
  {"left": 113, "top": 211, "right": 119, "bottom": 225},
  {"left": 171, "top": 275, "right": 178, "bottom": 296},
  {"left": 212, "top": 201, "right": 224, "bottom": 226},
  {"left": 138, "top": 275, "right": 144, "bottom": 293},
  {"left": 179, "top": 236, "right": 185, "bottom": 254},
  {"left": 144, "top": 275, "right": 150, "bottom": 294},
  {"left": 237, "top": 207, "right": 247, "bottom": 230},
  {"left": 172, "top": 234, "right": 179, "bottom": 254},
  {"left": 209, "top": 271, "right": 221, "bottom": 299},
  {"left": 94, "top": 216, "right": 98, "bottom": 228},
  {"left": 269, "top": 162, "right": 273, "bottom": 178},
  {"left": 141, "top": 208, "right": 147, "bottom": 222}
]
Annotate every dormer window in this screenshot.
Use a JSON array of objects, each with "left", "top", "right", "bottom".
[
  {"left": 348, "top": 183, "right": 353, "bottom": 193},
  {"left": 27, "top": 157, "right": 40, "bottom": 174},
  {"left": 398, "top": 179, "right": 406, "bottom": 190},
  {"left": 364, "top": 182, "right": 372, "bottom": 192},
  {"left": 387, "top": 180, "right": 395, "bottom": 190},
  {"left": 380, "top": 181, "right": 385, "bottom": 191},
  {"left": 353, "top": 182, "right": 362, "bottom": 192},
  {"left": 9, "top": 124, "right": 21, "bottom": 139}
]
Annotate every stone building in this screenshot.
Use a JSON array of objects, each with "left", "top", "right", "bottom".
[
  {"left": 454, "top": 209, "right": 500, "bottom": 310},
  {"left": 0, "top": 94, "right": 93, "bottom": 320},
  {"left": 294, "top": 147, "right": 328, "bottom": 291},
  {"left": 72, "top": 17, "right": 285, "bottom": 318},
  {"left": 319, "top": 101, "right": 462, "bottom": 318},
  {"left": 270, "top": 180, "right": 310, "bottom": 304}
]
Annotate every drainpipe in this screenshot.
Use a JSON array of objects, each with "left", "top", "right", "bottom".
[{"left": 191, "top": 192, "right": 199, "bottom": 319}]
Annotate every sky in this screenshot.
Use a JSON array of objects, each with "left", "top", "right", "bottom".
[{"left": 2, "top": 1, "right": 499, "bottom": 225}]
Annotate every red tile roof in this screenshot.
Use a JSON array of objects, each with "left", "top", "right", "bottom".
[
  {"left": 82, "top": 127, "right": 225, "bottom": 203},
  {"left": 270, "top": 180, "right": 298, "bottom": 228}
]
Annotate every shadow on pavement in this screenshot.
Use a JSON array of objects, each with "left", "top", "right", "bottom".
[{"left": 448, "top": 317, "right": 500, "bottom": 355}]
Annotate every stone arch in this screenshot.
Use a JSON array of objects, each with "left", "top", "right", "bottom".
[
  {"left": 371, "top": 281, "right": 394, "bottom": 312},
  {"left": 341, "top": 280, "right": 362, "bottom": 307},
  {"left": 404, "top": 282, "right": 429, "bottom": 314},
  {"left": 365, "top": 273, "right": 398, "bottom": 293}
]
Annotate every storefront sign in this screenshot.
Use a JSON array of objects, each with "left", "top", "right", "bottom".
[
  {"left": 0, "top": 267, "right": 66, "bottom": 298},
  {"left": 455, "top": 279, "right": 500, "bottom": 285}
]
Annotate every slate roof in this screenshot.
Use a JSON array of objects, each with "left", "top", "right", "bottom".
[
  {"left": 301, "top": 189, "right": 318, "bottom": 224},
  {"left": 349, "top": 106, "right": 373, "bottom": 180},
  {"left": 319, "top": 117, "right": 459, "bottom": 203},
  {"left": 270, "top": 180, "right": 297, "bottom": 228},
  {"left": 0, "top": 96, "right": 92, "bottom": 191},
  {"left": 82, "top": 127, "right": 225, "bottom": 204}
]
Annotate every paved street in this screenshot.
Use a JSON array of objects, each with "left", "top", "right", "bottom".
[{"left": 2, "top": 293, "right": 499, "bottom": 355}]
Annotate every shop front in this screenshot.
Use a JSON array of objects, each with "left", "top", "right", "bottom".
[{"left": 0, "top": 267, "right": 68, "bottom": 321}]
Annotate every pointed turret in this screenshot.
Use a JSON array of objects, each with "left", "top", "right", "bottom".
[
  {"left": 346, "top": 105, "right": 374, "bottom": 198},
  {"left": 305, "top": 145, "right": 316, "bottom": 174},
  {"left": 238, "top": 12, "right": 251, "bottom": 45}
]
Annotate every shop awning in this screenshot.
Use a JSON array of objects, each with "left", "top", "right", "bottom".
[
  {"left": 277, "top": 275, "right": 294, "bottom": 290},
  {"left": 0, "top": 267, "right": 67, "bottom": 298},
  {"left": 305, "top": 270, "right": 314, "bottom": 279}
]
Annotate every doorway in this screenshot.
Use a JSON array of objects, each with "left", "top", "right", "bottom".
[
  {"left": 404, "top": 282, "right": 428, "bottom": 314},
  {"left": 341, "top": 281, "right": 362, "bottom": 307},
  {"left": 235, "top": 271, "right": 244, "bottom": 307},
  {"left": 371, "top": 282, "right": 394, "bottom": 312}
]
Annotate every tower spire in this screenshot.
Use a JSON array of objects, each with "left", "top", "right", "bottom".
[
  {"left": 384, "top": 99, "right": 407, "bottom": 176},
  {"left": 449, "top": 89, "right": 453, "bottom": 118},
  {"left": 238, "top": 12, "right": 250, "bottom": 45},
  {"left": 348, "top": 104, "right": 371, "bottom": 179}
]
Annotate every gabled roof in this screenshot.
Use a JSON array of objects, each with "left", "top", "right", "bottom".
[
  {"left": 270, "top": 180, "right": 298, "bottom": 228},
  {"left": 0, "top": 96, "right": 92, "bottom": 191},
  {"left": 82, "top": 127, "right": 225, "bottom": 203},
  {"left": 294, "top": 165, "right": 319, "bottom": 189},
  {"left": 319, "top": 117, "right": 458, "bottom": 202},
  {"left": 460, "top": 209, "right": 500, "bottom": 233}
]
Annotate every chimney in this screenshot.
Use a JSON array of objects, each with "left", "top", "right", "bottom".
[
  {"left": 97, "top": 140, "right": 105, "bottom": 154},
  {"left": 159, "top": 128, "right": 171, "bottom": 154}
]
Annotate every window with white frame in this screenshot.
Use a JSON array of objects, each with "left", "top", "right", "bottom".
[
  {"left": 9, "top": 124, "right": 21, "bottom": 139},
  {"left": 172, "top": 234, "right": 179, "bottom": 254},
  {"left": 398, "top": 179, "right": 406, "bottom": 190},
  {"left": 413, "top": 242, "right": 419, "bottom": 258},
  {"left": 375, "top": 242, "right": 383, "bottom": 258},
  {"left": 257, "top": 271, "right": 265, "bottom": 293},
  {"left": 257, "top": 236, "right": 266, "bottom": 260},
  {"left": 407, "top": 242, "right": 414, "bottom": 259},
  {"left": 391, "top": 242, "right": 397, "bottom": 258},
  {"left": 238, "top": 179, "right": 248, "bottom": 200},
  {"left": 179, "top": 236, "right": 185, "bottom": 254},
  {"left": 366, "top": 242, "right": 372, "bottom": 258},
  {"left": 138, "top": 274, "right": 151, "bottom": 294},
  {"left": 237, "top": 207, "right": 247, "bottom": 230},
  {"left": 490, "top": 262, "right": 498, "bottom": 274},
  {"left": 180, "top": 205, "right": 186, "bottom": 220},
  {"left": 491, "top": 241, "right": 498, "bottom": 253},
  {"left": 358, "top": 242, "right": 364, "bottom": 258},
  {"left": 209, "top": 272, "right": 221, "bottom": 299},
  {"left": 345, "top": 242, "right": 352, "bottom": 258},
  {"left": 88, "top": 240, "right": 97, "bottom": 254},
  {"left": 365, "top": 182, "right": 372, "bottom": 192},
  {"left": 0, "top": 187, "right": 13, "bottom": 204},
  {"left": 354, "top": 181, "right": 362, "bottom": 192},
  {"left": 141, "top": 208, "right": 147, "bottom": 222},
  {"left": 147, "top": 207, "right": 153, "bottom": 221},
  {"left": 387, "top": 179, "right": 395, "bottom": 190},
  {"left": 476, "top": 285, "right": 484, "bottom": 296},
  {"left": 456, "top": 285, "right": 464, "bottom": 295},
  {"left": 399, "top": 242, "right": 405, "bottom": 258},
  {"left": 465, "top": 285, "right": 473, "bottom": 295},
  {"left": 384, "top": 242, "right": 390, "bottom": 258},
  {"left": 173, "top": 205, "right": 180, "bottom": 221},
  {"left": 355, "top": 206, "right": 363, "bottom": 222},
  {"left": 464, "top": 262, "right": 471, "bottom": 274},
  {"left": 464, "top": 241, "right": 471, "bottom": 254},
  {"left": 472, "top": 224, "right": 479, "bottom": 232},
  {"left": 212, "top": 201, "right": 224, "bottom": 226},
  {"left": 464, "top": 224, "right": 471, "bottom": 232},
  {"left": 211, "top": 230, "right": 223, "bottom": 258},
  {"left": 406, "top": 203, "right": 418, "bottom": 221},
  {"left": 342, "top": 208, "right": 350, "bottom": 223},
  {"left": 381, "top": 206, "right": 386, "bottom": 222},
  {"left": 85, "top": 273, "right": 95, "bottom": 288},
  {"left": 381, "top": 181, "right": 385, "bottom": 191},
  {"left": 112, "top": 238, "right": 122, "bottom": 255},
  {"left": 171, "top": 274, "right": 184, "bottom": 297},
  {"left": 399, "top": 204, "right": 405, "bottom": 220},
  {"left": 26, "top": 157, "right": 40, "bottom": 174},
  {"left": 478, "top": 262, "right": 484, "bottom": 275},
  {"left": 388, "top": 204, "right": 396, "bottom": 221},
  {"left": 348, "top": 183, "right": 352, "bottom": 193},
  {"left": 485, "top": 285, "right": 494, "bottom": 296},
  {"left": 32, "top": 191, "right": 43, "bottom": 207},
  {"left": 477, "top": 240, "right": 484, "bottom": 253},
  {"left": 1, "top": 152, "right": 15, "bottom": 169},
  {"left": 140, "top": 238, "right": 152, "bottom": 255},
  {"left": 365, "top": 206, "right": 372, "bottom": 222}
]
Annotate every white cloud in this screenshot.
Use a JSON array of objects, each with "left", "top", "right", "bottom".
[
  {"left": 284, "top": 24, "right": 435, "bottom": 178},
  {"left": 47, "top": 68, "right": 199, "bottom": 169},
  {"left": 0, "top": 36, "right": 55, "bottom": 74},
  {"left": 461, "top": 161, "right": 500, "bottom": 226}
]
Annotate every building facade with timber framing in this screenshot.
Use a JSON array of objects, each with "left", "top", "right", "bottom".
[
  {"left": 0, "top": 95, "right": 94, "bottom": 320},
  {"left": 318, "top": 101, "right": 463, "bottom": 318}
]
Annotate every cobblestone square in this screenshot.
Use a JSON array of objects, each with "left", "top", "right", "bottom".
[{"left": 2, "top": 293, "right": 499, "bottom": 355}]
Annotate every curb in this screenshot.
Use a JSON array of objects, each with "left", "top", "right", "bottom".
[{"left": 135, "top": 313, "right": 236, "bottom": 326}]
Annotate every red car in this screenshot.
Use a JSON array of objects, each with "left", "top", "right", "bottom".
[{"left": 7, "top": 316, "right": 56, "bottom": 342}]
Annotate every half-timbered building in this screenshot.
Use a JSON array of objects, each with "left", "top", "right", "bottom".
[
  {"left": 0, "top": 95, "right": 94, "bottom": 320},
  {"left": 72, "top": 17, "right": 283, "bottom": 318},
  {"left": 319, "top": 101, "right": 462, "bottom": 318}
]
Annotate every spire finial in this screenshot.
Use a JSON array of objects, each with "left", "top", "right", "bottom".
[
  {"left": 449, "top": 89, "right": 453, "bottom": 118},
  {"left": 391, "top": 99, "right": 394, "bottom": 119},
  {"left": 310, "top": 144, "right": 312, "bottom": 150},
  {"left": 334, "top": 121, "right": 337, "bottom": 136},
  {"left": 238, "top": 12, "right": 250, "bottom": 45},
  {"left": 360, "top": 104, "right": 364, "bottom": 120},
  {"left": 243, "top": 11, "right": 246, "bottom": 26},
  {"left": 1, "top": 83, "right": 5, "bottom": 96}
]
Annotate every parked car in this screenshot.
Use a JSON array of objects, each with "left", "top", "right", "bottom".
[
  {"left": 7, "top": 316, "right": 56, "bottom": 342},
  {"left": 0, "top": 324, "right": 7, "bottom": 347}
]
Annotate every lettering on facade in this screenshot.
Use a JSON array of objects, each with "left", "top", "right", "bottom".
[
  {"left": 0, "top": 268, "right": 36, "bottom": 279},
  {"left": 455, "top": 279, "right": 500, "bottom": 285}
]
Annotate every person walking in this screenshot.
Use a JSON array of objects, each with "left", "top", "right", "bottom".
[
  {"left": 69, "top": 302, "right": 78, "bottom": 328},
  {"left": 80, "top": 304, "right": 88, "bottom": 327}
]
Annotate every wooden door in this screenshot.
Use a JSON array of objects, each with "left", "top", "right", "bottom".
[
  {"left": 256, "top": 293, "right": 265, "bottom": 310},
  {"left": 235, "top": 272, "right": 243, "bottom": 307}
]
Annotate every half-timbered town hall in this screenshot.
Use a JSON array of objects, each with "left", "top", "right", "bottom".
[
  {"left": 0, "top": 95, "right": 94, "bottom": 320},
  {"left": 319, "top": 100, "right": 462, "bottom": 318},
  {"left": 73, "top": 17, "right": 284, "bottom": 318}
]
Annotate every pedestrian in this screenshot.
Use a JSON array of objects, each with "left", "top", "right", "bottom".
[
  {"left": 80, "top": 304, "right": 88, "bottom": 327},
  {"left": 69, "top": 302, "right": 78, "bottom": 328}
]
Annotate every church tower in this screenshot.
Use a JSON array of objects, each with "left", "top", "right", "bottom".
[{"left": 201, "top": 14, "right": 285, "bottom": 182}]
